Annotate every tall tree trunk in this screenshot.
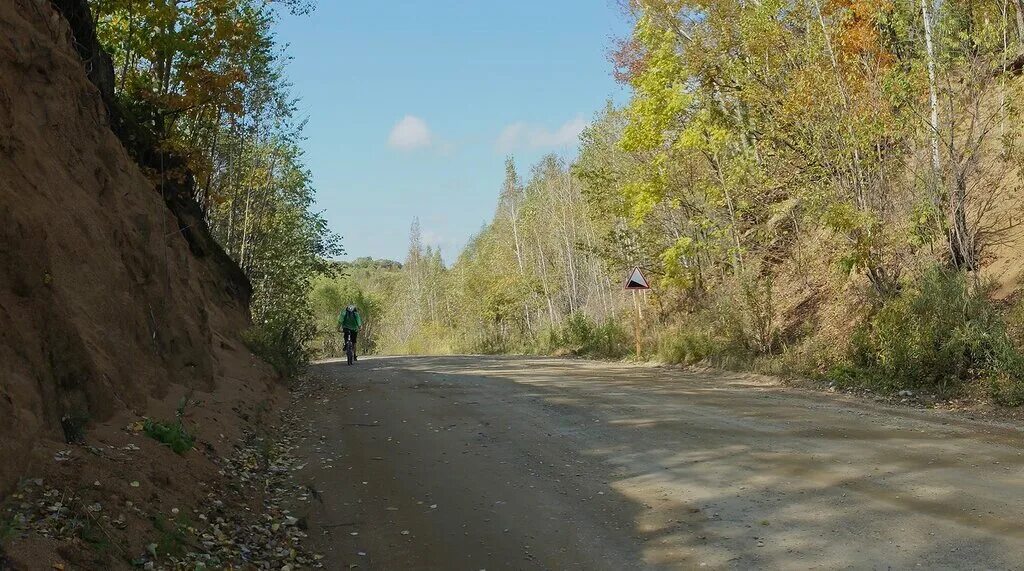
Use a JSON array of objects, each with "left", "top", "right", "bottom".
[
  {"left": 921, "top": 0, "right": 943, "bottom": 195},
  {"left": 118, "top": 0, "right": 135, "bottom": 95},
  {"left": 536, "top": 241, "right": 557, "bottom": 326},
  {"left": 949, "top": 176, "right": 976, "bottom": 270}
]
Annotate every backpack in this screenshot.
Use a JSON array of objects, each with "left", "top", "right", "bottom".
[{"left": 342, "top": 307, "right": 358, "bottom": 329}]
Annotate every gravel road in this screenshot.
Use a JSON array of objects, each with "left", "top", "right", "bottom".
[{"left": 292, "top": 356, "right": 1024, "bottom": 570}]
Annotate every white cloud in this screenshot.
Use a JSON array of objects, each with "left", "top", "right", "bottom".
[
  {"left": 496, "top": 123, "right": 529, "bottom": 152},
  {"left": 496, "top": 117, "right": 589, "bottom": 152},
  {"left": 388, "top": 115, "right": 433, "bottom": 150}
]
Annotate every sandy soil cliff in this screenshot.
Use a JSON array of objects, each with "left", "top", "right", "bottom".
[{"left": 0, "top": 0, "right": 278, "bottom": 495}]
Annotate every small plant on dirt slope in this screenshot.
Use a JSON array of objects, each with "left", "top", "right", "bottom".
[
  {"left": 60, "top": 411, "right": 89, "bottom": 444},
  {"left": 0, "top": 515, "right": 15, "bottom": 544},
  {"left": 149, "top": 514, "right": 190, "bottom": 559},
  {"left": 144, "top": 397, "right": 195, "bottom": 454},
  {"left": 830, "top": 267, "right": 1024, "bottom": 401}
]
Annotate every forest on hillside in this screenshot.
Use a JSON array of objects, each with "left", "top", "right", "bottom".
[
  {"left": 90, "top": 0, "right": 339, "bottom": 375},
  {"left": 316, "top": 0, "right": 1024, "bottom": 404}
]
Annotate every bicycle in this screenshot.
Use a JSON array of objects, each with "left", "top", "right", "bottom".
[
  {"left": 343, "top": 331, "right": 356, "bottom": 366},
  {"left": 344, "top": 339, "right": 356, "bottom": 366}
]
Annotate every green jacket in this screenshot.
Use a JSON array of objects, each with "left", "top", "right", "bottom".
[{"left": 338, "top": 308, "right": 362, "bottom": 331}]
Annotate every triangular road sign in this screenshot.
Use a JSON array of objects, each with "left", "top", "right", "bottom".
[{"left": 624, "top": 266, "right": 650, "bottom": 290}]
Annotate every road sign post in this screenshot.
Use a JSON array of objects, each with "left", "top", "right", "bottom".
[
  {"left": 633, "top": 290, "right": 642, "bottom": 358},
  {"left": 624, "top": 267, "right": 651, "bottom": 359}
]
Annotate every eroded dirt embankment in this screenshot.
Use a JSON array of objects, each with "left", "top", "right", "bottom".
[{"left": 0, "top": 1, "right": 288, "bottom": 567}]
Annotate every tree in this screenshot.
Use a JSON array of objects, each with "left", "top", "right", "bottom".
[{"left": 94, "top": 0, "right": 339, "bottom": 374}]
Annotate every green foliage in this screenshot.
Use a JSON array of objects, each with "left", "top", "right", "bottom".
[
  {"left": 143, "top": 418, "right": 195, "bottom": 455},
  {"left": 989, "top": 372, "right": 1024, "bottom": 407},
  {"left": 308, "top": 262, "right": 394, "bottom": 358},
  {"left": 224, "top": 140, "right": 340, "bottom": 374},
  {"left": 78, "top": 519, "right": 112, "bottom": 552},
  {"left": 243, "top": 320, "right": 311, "bottom": 378},
  {"left": 0, "top": 514, "right": 15, "bottom": 544},
  {"left": 368, "top": 157, "right": 628, "bottom": 357},
  {"left": 144, "top": 397, "right": 196, "bottom": 454},
  {"left": 831, "top": 268, "right": 1024, "bottom": 396},
  {"left": 540, "top": 314, "right": 629, "bottom": 358},
  {"left": 658, "top": 330, "right": 716, "bottom": 366},
  {"left": 95, "top": 0, "right": 339, "bottom": 377},
  {"left": 150, "top": 514, "right": 191, "bottom": 558}
]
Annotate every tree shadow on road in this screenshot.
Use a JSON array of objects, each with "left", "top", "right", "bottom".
[{"left": 321, "top": 356, "right": 1024, "bottom": 569}]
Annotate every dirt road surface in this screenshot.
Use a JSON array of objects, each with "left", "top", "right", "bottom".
[{"left": 291, "top": 356, "right": 1024, "bottom": 570}]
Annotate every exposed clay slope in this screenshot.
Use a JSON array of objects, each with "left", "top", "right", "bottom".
[{"left": 0, "top": 0, "right": 276, "bottom": 494}]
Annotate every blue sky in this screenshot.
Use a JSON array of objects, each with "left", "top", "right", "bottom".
[{"left": 275, "top": 1, "right": 631, "bottom": 263}]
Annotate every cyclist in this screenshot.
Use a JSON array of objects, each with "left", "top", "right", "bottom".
[{"left": 337, "top": 304, "right": 363, "bottom": 361}]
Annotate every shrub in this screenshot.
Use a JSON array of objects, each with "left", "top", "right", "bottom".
[
  {"left": 243, "top": 320, "right": 311, "bottom": 378},
  {"left": 990, "top": 372, "right": 1024, "bottom": 406},
  {"left": 658, "top": 330, "right": 715, "bottom": 365},
  {"left": 657, "top": 295, "right": 763, "bottom": 369},
  {"left": 832, "top": 267, "right": 1024, "bottom": 397},
  {"left": 150, "top": 514, "right": 190, "bottom": 557},
  {"left": 471, "top": 332, "right": 511, "bottom": 355},
  {"left": 60, "top": 411, "right": 89, "bottom": 444},
  {"left": 143, "top": 419, "right": 194, "bottom": 454},
  {"left": 591, "top": 320, "right": 630, "bottom": 358},
  {"left": 740, "top": 274, "right": 780, "bottom": 354},
  {"left": 562, "top": 312, "right": 596, "bottom": 353},
  {"left": 405, "top": 321, "right": 456, "bottom": 355},
  {"left": 1, "top": 515, "right": 16, "bottom": 543},
  {"left": 773, "top": 332, "right": 842, "bottom": 379},
  {"left": 144, "top": 397, "right": 195, "bottom": 454},
  {"left": 536, "top": 313, "right": 629, "bottom": 359}
]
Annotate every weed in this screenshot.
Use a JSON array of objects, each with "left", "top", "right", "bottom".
[
  {"left": 990, "top": 374, "right": 1024, "bottom": 406},
  {"left": 143, "top": 396, "right": 196, "bottom": 454},
  {"left": 247, "top": 434, "right": 275, "bottom": 470},
  {"left": 537, "top": 313, "right": 629, "bottom": 359},
  {"left": 0, "top": 516, "right": 16, "bottom": 544},
  {"left": 831, "top": 267, "right": 1024, "bottom": 398},
  {"left": 144, "top": 419, "right": 194, "bottom": 454},
  {"left": 150, "top": 515, "right": 189, "bottom": 558},
  {"left": 60, "top": 411, "right": 89, "bottom": 444},
  {"left": 243, "top": 321, "right": 311, "bottom": 378},
  {"left": 78, "top": 519, "right": 111, "bottom": 552},
  {"left": 658, "top": 330, "right": 715, "bottom": 365}
]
